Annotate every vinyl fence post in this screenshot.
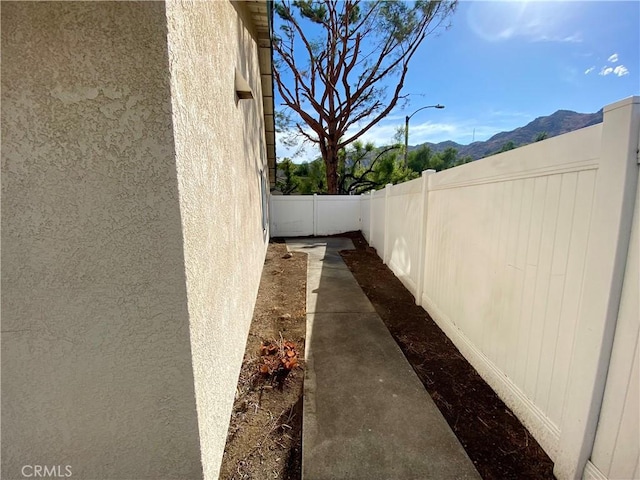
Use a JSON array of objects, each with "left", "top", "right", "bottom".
[
  {"left": 415, "top": 169, "right": 436, "bottom": 306},
  {"left": 313, "top": 193, "right": 318, "bottom": 236},
  {"left": 358, "top": 194, "right": 362, "bottom": 232},
  {"left": 368, "top": 191, "right": 374, "bottom": 247},
  {"left": 554, "top": 97, "right": 640, "bottom": 480},
  {"left": 383, "top": 183, "right": 392, "bottom": 264},
  {"left": 268, "top": 194, "right": 273, "bottom": 237}
]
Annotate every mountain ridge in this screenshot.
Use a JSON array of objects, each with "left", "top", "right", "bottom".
[{"left": 411, "top": 108, "right": 604, "bottom": 160}]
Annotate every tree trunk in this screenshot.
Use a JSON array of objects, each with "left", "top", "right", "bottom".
[{"left": 325, "top": 141, "right": 339, "bottom": 194}]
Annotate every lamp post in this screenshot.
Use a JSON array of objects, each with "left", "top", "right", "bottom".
[{"left": 404, "top": 104, "right": 445, "bottom": 165}]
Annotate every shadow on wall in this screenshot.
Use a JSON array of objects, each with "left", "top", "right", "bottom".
[
  {"left": 233, "top": 3, "right": 269, "bottom": 216},
  {"left": 389, "top": 236, "right": 414, "bottom": 292}
]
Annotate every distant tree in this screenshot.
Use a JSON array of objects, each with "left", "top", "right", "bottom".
[
  {"left": 453, "top": 153, "right": 473, "bottom": 167},
  {"left": 433, "top": 147, "right": 458, "bottom": 170},
  {"left": 296, "top": 159, "right": 327, "bottom": 194},
  {"left": 276, "top": 142, "right": 416, "bottom": 195},
  {"left": 407, "top": 145, "right": 433, "bottom": 173},
  {"left": 275, "top": 158, "right": 300, "bottom": 194},
  {"left": 274, "top": 157, "right": 327, "bottom": 194},
  {"left": 338, "top": 141, "right": 415, "bottom": 194},
  {"left": 272, "top": 0, "right": 457, "bottom": 193},
  {"left": 497, "top": 141, "right": 516, "bottom": 154},
  {"left": 534, "top": 131, "right": 548, "bottom": 142},
  {"left": 407, "top": 145, "right": 472, "bottom": 172}
]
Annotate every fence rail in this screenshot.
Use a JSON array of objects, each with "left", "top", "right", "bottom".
[{"left": 269, "top": 97, "right": 640, "bottom": 480}]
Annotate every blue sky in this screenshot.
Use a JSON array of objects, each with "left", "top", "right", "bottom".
[{"left": 277, "top": 1, "right": 640, "bottom": 162}]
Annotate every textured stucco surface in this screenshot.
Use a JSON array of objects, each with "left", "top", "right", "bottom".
[
  {"left": 1, "top": 2, "right": 203, "bottom": 479},
  {"left": 166, "top": 1, "right": 270, "bottom": 478}
]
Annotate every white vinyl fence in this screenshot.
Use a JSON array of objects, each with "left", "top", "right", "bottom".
[
  {"left": 270, "top": 194, "right": 361, "bottom": 236},
  {"left": 269, "top": 97, "right": 640, "bottom": 480}
]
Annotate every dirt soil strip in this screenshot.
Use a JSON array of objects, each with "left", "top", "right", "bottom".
[
  {"left": 339, "top": 231, "right": 555, "bottom": 480},
  {"left": 219, "top": 241, "right": 307, "bottom": 480}
]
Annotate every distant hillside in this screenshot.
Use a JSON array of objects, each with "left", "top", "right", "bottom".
[{"left": 412, "top": 109, "right": 603, "bottom": 160}]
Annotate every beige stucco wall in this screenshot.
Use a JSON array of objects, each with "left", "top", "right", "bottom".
[
  {"left": 1, "top": 2, "right": 204, "bottom": 478},
  {"left": 166, "top": 1, "right": 270, "bottom": 478},
  {"left": 2, "top": 1, "right": 270, "bottom": 479}
]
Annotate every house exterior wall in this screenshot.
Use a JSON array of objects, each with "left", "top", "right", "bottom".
[
  {"left": 165, "top": 1, "right": 270, "bottom": 478},
  {"left": 2, "top": 1, "right": 270, "bottom": 479},
  {"left": 1, "top": 2, "right": 203, "bottom": 478}
]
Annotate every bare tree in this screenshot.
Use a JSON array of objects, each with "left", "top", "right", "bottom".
[{"left": 272, "top": 0, "right": 457, "bottom": 194}]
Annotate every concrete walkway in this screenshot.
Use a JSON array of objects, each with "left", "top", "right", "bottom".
[{"left": 286, "top": 238, "right": 481, "bottom": 480}]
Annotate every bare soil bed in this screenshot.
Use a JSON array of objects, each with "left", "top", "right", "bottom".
[
  {"left": 219, "top": 241, "right": 307, "bottom": 480},
  {"left": 339, "top": 231, "right": 555, "bottom": 480}
]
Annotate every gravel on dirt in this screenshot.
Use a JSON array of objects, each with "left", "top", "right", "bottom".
[{"left": 219, "top": 241, "right": 306, "bottom": 480}]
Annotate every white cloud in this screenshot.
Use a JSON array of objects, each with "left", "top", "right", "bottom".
[
  {"left": 607, "top": 53, "right": 619, "bottom": 63},
  {"left": 487, "top": 109, "right": 531, "bottom": 119},
  {"left": 467, "top": 2, "right": 582, "bottom": 44},
  {"left": 584, "top": 66, "right": 595, "bottom": 75},
  {"left": 562, "top": 34, "right": 583, "bottom": 43},
  {"left": 598, "top": 64, "right": 629, "bottom": 78},
  {"left": 533, "top": 33, "right": 582, "bottom": 44},
  {"left": 354, "top": 113, "right": 531, "bottom": 147},
  {"left": 613, "top": 65, "right": 629, "bottom": 77},
  {"left": 275, "top": 112, "right": 544, "bottom": 162},
  {"left": 401, "top": 122, "right": 458, "bottom": 145},
  {"left": 346, "top": 123, "right": 401, "bottom": 146},
  {"left": 277, "top": 104, "right": 561, "bottom": 162}
]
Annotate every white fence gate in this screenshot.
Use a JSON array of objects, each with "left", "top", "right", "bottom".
[{"left": 270, "top": 194, "right": 361, "bottom": 236}]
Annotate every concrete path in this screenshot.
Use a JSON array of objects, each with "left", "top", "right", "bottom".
[{"left": 286, "top": 238, "right": 481, "bottom": 480}]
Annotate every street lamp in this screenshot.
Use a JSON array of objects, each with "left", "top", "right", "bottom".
[{"left": 404, "top": 104, "right": 445, "bottom": 165}]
